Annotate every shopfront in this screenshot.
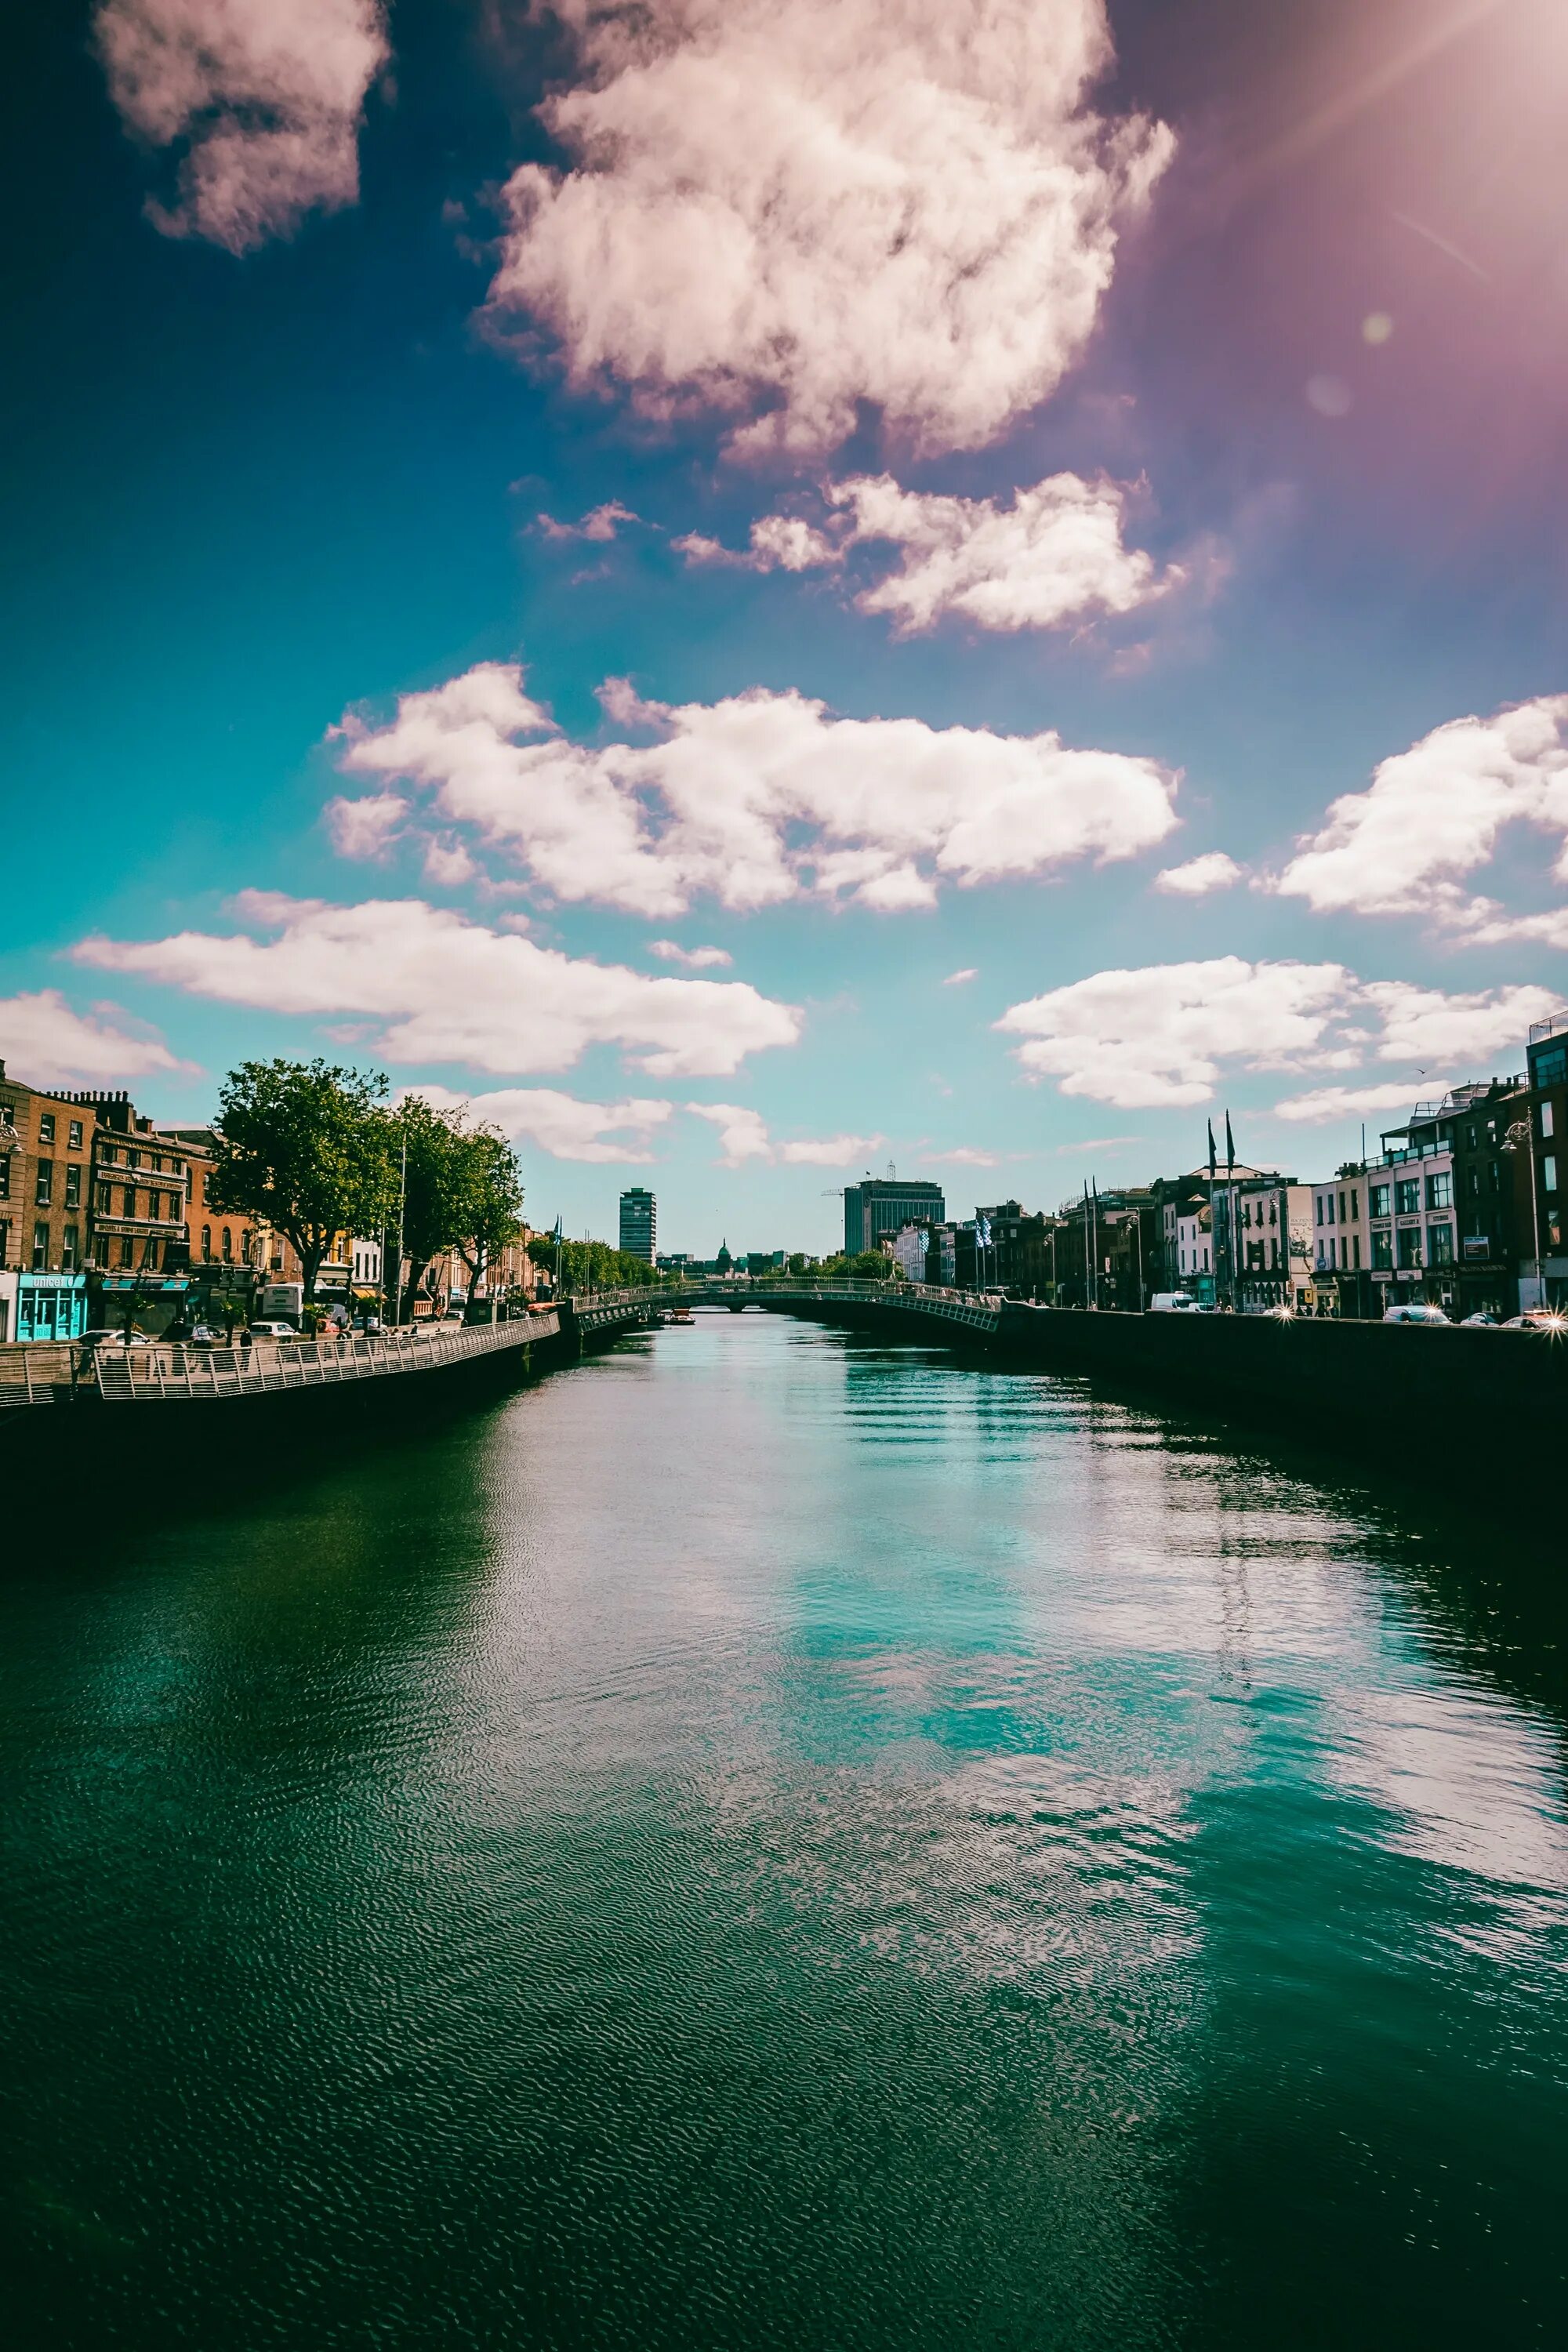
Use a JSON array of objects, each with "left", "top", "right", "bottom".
[{"left": 17, "top": 1271, "right": 89, "bottom": 1341}]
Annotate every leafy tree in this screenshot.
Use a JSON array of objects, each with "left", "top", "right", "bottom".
[
  {"left": 786, "top": 1253, "right": 811, "bottom": 1276},
  {"left": 549, "top": 1239, "right": 665, "bottom": 1294},
  {"left": 387, "top": 1099, "right": 525, "bottom": 1316},
  {"left": 451, "top": 1126, "right": 525, "bottom": 1300},
  {"left": 207, "top": 1059, "right": 395, "bottom": 1303}
]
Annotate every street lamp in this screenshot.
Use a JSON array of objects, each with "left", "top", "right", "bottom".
[{"left": 1502, "top": 1116, "right": 1541, "bottom": 1310}]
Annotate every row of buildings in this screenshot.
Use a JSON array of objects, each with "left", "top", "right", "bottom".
[
  {"left": 870, "top": 1015, "right": 1568, "bottom": 1319},
  {"left": 0, "top": 1062, "right": 531, "bottom": 1342}
]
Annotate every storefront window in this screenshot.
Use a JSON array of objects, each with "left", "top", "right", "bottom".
[
  {"left": 1397, "top": 1226, "right": 1423, "bottom": 1269},
  {"left": 1372, "top": 1229, "right": 1392, "bottom": 1269}
]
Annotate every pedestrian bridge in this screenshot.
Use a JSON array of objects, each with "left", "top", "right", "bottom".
[{"left": 567, "top": 1279, "right": 1003, "bottom": 1339}]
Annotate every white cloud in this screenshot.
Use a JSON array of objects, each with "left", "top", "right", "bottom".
[
  {"left": 687, "top": 1103, "right": 772, "bottom": 1167},
  {"left": 1272, "top": 1083, "right": 1436, "bottom": 1125},
  {"left": 686, "top": 1104, "right": 882, "bottom": 1167},
  {"left": 650, "top": 939, "right": 733, "bottom": 968},
  {"left": 943, "top": 968, "right": 978, "bottom": 986},
  {"left": 485, "top": 0, "right": 1172, "bottom": 457},
  {"left": 95, "top": 0, "right": 388, "bottom": 253},
  {"left": 0, "top": 989, "right": 196, "bottom": 1088},
  {"left": 327, "top": 790, "right": 405, "bottom": 859},
  {"left": 73, "top": 894, "right": 800, "bottom": 1078},
  {"left": 925, "top": 1145, "right": 1000, "bottom": 1167},
  {"left": 1154, "top": 851, "right": 1242, "bottom": 897},
  {"left": 536, "top": 500, "right": 641, "bottom": 542},
  {"left": 996, "top": 958, "right": 1556, "bottom": 1110},
  {"left": 332, "top": 659, "right": 1179, "bottom": 916},
  {"left": 1274, "top": 695, "right": 1568, "bottom": 926},
  {"left": 397, "top": 1083, "right": 673, "bottom": 1163},
  {"left": 677, "top": 472, "right": 1182, "bottom": 637}
]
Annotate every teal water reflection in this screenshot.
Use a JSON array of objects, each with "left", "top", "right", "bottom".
[{"left": 3, "top": 1313, "right": 1566, "bottom": 2347}]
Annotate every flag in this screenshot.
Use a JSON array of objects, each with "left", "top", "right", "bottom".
[
  {"left": 1225, "top": 1111, "right": 1236, "bottom": 1171},
  {"left": 1207, "top": 1120, "right": 1217, "bottom": 1185},
  {"left": 975, "top": 1212, "right": 992, "bottom": 1247}
]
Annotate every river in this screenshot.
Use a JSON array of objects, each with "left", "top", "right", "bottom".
[{"left": 4, "top": 1312, "right": 1566, "bottom": 2347}]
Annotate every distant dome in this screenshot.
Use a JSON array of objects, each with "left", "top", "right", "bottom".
[{"left": 715, "top": 1240, "right": 732, "bottom": 1273}]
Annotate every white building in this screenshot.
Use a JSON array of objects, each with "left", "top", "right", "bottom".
[
  {"left": 1309, "top": 1169, "right": 1370, "bottom": 1300},
  {"left": 1174, "top": 1206, "right": 1213, "bottom": 1289},
  {"left": 350, "top": 1236, "right": 383, "bottom": 1290},
  {"left": 890, "top": 1222, "right": 931, "bottom": 1281},
  {"left": 1215, "top": 1179, "right": 1315, "bottom": 1310}
]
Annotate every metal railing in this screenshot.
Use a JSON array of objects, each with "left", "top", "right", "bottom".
[{"left": 93, "top": 1312, "right": 557, "bottom": 1403}]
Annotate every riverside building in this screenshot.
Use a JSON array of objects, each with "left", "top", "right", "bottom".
[
  {"left": 844, "top": 1177, "right": 946, "bottom": 1255},
  {"left": 619, "top": 1187, "right": 657, "bottom": 1264}
]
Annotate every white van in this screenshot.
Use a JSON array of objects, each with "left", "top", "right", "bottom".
[{"left": 1149, "top": 1292, "right": 1202, "bottom": 1313}]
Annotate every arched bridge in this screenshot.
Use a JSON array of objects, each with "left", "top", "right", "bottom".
[{"left": 564, "top": 1279, "right": 1002, "bottom": 1341}]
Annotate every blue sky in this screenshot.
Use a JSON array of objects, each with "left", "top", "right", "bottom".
[{"left": 5, "top": 0, "right": 1568, "bottom": 1254}]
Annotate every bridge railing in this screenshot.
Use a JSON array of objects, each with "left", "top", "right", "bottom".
[{"left": 93, "top": 1313, "right": 555, "bottom": 1402}]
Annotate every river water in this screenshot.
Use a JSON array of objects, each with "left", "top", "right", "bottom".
[{"left": 5, "top": 1312, "right": 1567, "bottom": 2347}]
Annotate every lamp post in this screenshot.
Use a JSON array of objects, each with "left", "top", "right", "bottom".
[{"left": 1503, "top": 1115, "right": 1541, "bottom": 1310}]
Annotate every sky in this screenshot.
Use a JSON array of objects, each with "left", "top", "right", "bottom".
[{"left": 5, "top": 0, "right": 1568, "bottom": 1255}]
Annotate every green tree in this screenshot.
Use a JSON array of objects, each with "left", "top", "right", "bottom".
[
  {"left": 451, "top": 1127, "right": 525, "bottom": 1301},
  {"left": 207, "top": 1059, "right": 395, "bottom": 1304}
]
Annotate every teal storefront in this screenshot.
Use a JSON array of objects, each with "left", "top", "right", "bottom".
[{"left": 18, "top": 1272, "right": 89, "bottom": 1342}]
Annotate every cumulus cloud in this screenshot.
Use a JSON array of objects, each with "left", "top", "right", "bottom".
[
  {"left": 331, "top": 659, "right": 1178, "bottom": 916},
  {"left": 677, "top": 472, "right": 1182, "bottom": 637},
  {"left": 73, "top": 894, "right": 800, "bottom": 1078},
  {"left": 535, "top": 500, "right": 641, "bottom": 542},
  {"left": 397, "top": 1083, "right": 673, "bottom": 1163},
  {"left": 1272, "top": 1083, "right": 1443, "bottom": 1126},
  {"left": 95, "top": 0, "right": 388, "bottom": 253},
  {"left": 1274, "top": 695, "right": 1568, "bottom": 928},
  {"left": 1154, "top": 851, "right": 1242, "bottom": 897},
  {"left": 485, "top": 0, "right": 1172, "bottom": 457},
  {"left": 650, "top": 939, "right": 733, "bottom": 968},
  {"left": 996, "top": 958, "right": 1558, "bottom": 1109},
  {"left": 0, "top": 989, "right": 197, "bottom": 1089},
  {"left": 925, "top": 1145, "right": 1000, "bottom": 1167},
  {"left": 687, "top": 1105, "right": 882, "bottom": 1167}
]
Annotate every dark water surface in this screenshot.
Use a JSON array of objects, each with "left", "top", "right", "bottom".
[{"left": 5, "top": 1315, "right": 1567, "bottom": 2347}]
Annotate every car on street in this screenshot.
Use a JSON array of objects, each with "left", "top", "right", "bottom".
[
  {"left": 1501, "top": 1310, "right": 1568, "bottom": 1333},
  {"left": 1461, "top": 1311, "right": 1500, "bottom": 1326},
  {"left": 246, "top": 1320, "right": 297, "bottom": 1342},
  {"left": 1149, "top": 1292, "right": 1203, "bottom": 1312},
  {"left": 80, "top": 1327, "right": 150, "bottom": 1348},
  {"left": 186, "top": 1325, "right": 227, "bottom": 1348},
  {"left": 1382, "top": 1303, "right": 1450, "bottom": 1325}
]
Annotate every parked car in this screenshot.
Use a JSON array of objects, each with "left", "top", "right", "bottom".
[
  {"left": 80, "top": 1327, "right": 150, "bottom": 1348},
  {"left": 1461, "top": 1311, "right": 1500, "bottom": 1327},
  {"left": 1501, "top": 1310, "right": 1568, "bottom": 1333},
  {"left": 1383, "top": 1303, "right": 1450, "bottom": 1325},
  {"left": 246, "top": 1320, "right": 297, "bottom": 1343},
  {"left": 186, "top": 1325, "right": 227, "bottom": 1349},
  {"left": 1149, "top": 1292, "right": 1202, "bottom": 1312}
]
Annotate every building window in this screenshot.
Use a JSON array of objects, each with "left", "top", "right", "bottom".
[
  {"left": 32, "top": 1221, "right": 49, "bottom": 1271},
  {"left": 201, "top": 1225, "right": 212, "bottom": 1259},
  {"left": 1395, "top": 1178, "right": 1420, "bottom": 1215},
  {"left": 1425, "top": 1171, "right": 1452, "bottom": 1210},
  {"left": 0, "top": 1219, "right": 9, "bottom": 1265},
  {"left": 1372, "top": 1229, "right": 1393, "bottom": 1269},
  {"left": 1544, "top": 1156, "right": 1559, "bottom": 1195},
  {"left": 128, "top": 1149, "right": 140, "bottom": 1170},
  {"left": 1397, "top": 1226, "right": 1423, "bottom": 1269},
  {"left": 68, "top": 1120, "right": 82, "bottom": 1149},
  {"left": 38, "top": 1112, "right": 55, "bottom": 1144},
  {"left": 1353, "top": 1236, "right": 1362, "bottom": 1269},
  {"left": 1316, "top": 1198, "right": 1323, "bottom": 1225},
  {"left": 124, "top": 1186, "right": 137, "bottom": 1219},
  {"left": 97, "top": 1184, "right": 111, "bottom": 1214},
  {"left": 0, "top": 1156, "right": 9, "bottom": 1202},
  {"left": 1543, "top": 1102, "right": 1556, "bottom": 1140},
  {"left": 35, "top": 1160, "right": 53, "bottom": 1207},
  {"left": 62, "top": 1225, "right": 78, "bottom": 1271},
  {"left": 1370, "top": 1184, "right": 1391, "bottom": 1218},
  {"left": 118, "top": 1237, "right": 132, "bottom": 1268},
  {"left": 1428, "top": 1222, "right": 1454, "bottom": 1265},
  {"left": 221, "top": 1227, "right": 232, "bottom": 1261},
  {"left": 1468, "top": 1167, "right": 1480, "bottom": 1196}
]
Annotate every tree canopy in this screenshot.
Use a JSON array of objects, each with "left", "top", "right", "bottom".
[
  {"left": 390, "top": 1097, "right": 524, "bottom": 1312},
  {"left": 207, "top": 1060, "right": 395, "bottom": 1301}
]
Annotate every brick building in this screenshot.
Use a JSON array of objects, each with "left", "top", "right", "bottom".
[{"left": 0, "top": 1061, "right": 95, "bottom": 1340}]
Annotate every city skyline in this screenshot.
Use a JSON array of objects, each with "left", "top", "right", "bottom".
[{"left": 6, "top": 2, "right": 1568, "bottom": 1256}]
